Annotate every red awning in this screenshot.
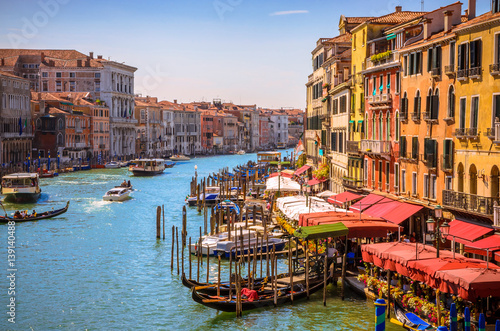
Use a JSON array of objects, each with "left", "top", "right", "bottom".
[
  {"left": 363, "top": 198, "right": 401, "bottom": 218},
  {"left": 269, "top": 172, "right": 293, "bottom": 178},
  {"left": 382, "top": 202, "right": 423, "bottom": 225},
  {"left": 446, "top": 219, "right": 494, "bottom": 242},
  {"left": 308, "top": 178, "right": 326, "bottom": 186},
  {"left": 349, "top": 193, "right": 384, "bottom": 212},
  {"left": 465, "top": 234, "right": 500, "bottom": 251},
  {"left": 294, "top": 165, "right": 310, "bottom": 176},
  {"left": 327, "top": 191, "right": 362, "bottom": 206},
  {"left": 341, "top": 220, "right": 401, "bottom": 239}
]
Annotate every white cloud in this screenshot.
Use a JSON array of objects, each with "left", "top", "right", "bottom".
[{"left": 269, "top": 10, "right": 309, "bottom": 16}]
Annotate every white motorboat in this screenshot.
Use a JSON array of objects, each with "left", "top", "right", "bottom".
[
  {"left": 103, "top": 187, "right": 132, "bottom": 202},
  {"left": 128, "top": 159, "right": 165, "bottom": 176},
  {"left": 170, "top": 154, "right": 190, "bottom": 162},
  {"left": 1, "top": 173, "right": 41, "bottom": 203},
  {"left": 105, "top": 161, "right": 120, "bottom": 169},
  {"left": 189, "top": 229, "right": 256, "bottom": 256},
  {"left": 236, "top": 150, "right": 246, "bottom": 155}
]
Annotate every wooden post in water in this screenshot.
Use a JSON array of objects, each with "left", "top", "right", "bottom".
[
  {"left": 176, "top": 227, "right": 179, "bottom": 275},
  {"left": 245, "top": 207, "right": 248, "bottom": 228},
  {"left": 217, "top": 255, "right": 221, "bottom": 297},
  {"left": 197, "top": 183, "right": 201, "bottom": 213},
  {"left": 259, "top": 234, "right": 263, "bottom": 278},
  {"left": 229, "top": 247, "right": 233, "bottom": 299},
  {"left": 252, "top": 205, "right": 256, "bottom": 226},
  {"left": 341, "top": 249, "right": 347, "bottom": 301},
  {"left": 271, "top": 249, "right": 275, "bottom": 306},
  {"left": 197, "top": 231, "right": 201, "bottom": 282},
  {"left": 289, "top": 237, "right": 294, "bottom": 304},
  {"left": 189, "top": 237, "right": 192, "bottom": 279},
  {"left": 266, "top": 235, "right": 270, "bottom": 277},
  {"left": 323, "top": 254, "right": 328, "bottom": 306},
  {"left": 206, "top": 245, "right": 210, "bottom": 283},
  {"left": 156, "top": 206, "right": 161, "bottom": 239},
  {"left": 199, "top": 227, "right": 203, "bottom": 267},
  {"left": 203, "top": 202, "right": 207, "bottom": 235},
  {"left": 273, "top": 244, "right": 277, "bottom": 307},
  {"left": 210, "top": 207, "right": 214, "bottom": 235},
  {"left": 247, "top": 229, "right": 251, "bottom": 288},
  {"left": 182, "top": 206, "right": 187, "bottom": 249},
  {"left": 306, "top": 246, "right": 310, "bottom": 299},
  {"left": 171, "top": 226, "right": 175, "bottom": 271},
  {"left": 162, "top": 205, "right": 165, "bottom": 240}
]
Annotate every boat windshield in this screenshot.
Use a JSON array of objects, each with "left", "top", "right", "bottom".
[{"left": 2, "top": 178, "right": 37, "bottom": 187}]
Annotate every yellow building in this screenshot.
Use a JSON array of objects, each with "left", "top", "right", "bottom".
[
  {"left": 346, "top": 8, "right": 425, "bottom": 192},
  {"left": 445, "top": 7, "right": 500, "bottom": 226}
]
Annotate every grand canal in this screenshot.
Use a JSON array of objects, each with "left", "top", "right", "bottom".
[{"left": 0, "top": 150, "right": 400, "bottom": 330}]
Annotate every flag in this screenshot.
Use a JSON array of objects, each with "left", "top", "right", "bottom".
[
  {"left": 19, "top": 117, "right": 22, "bottom": 135},
  {"left": 129, "top": 108, "right": 132, "bottom": 115},
  {"left": 315, "top": 132, "right": 321, "bottom": 146},
  {"left": 295, "top": 140, "right": 304, "bottom": 154},
  {"left": 24, "top": 118, "right": 27, "bottom": 129}
]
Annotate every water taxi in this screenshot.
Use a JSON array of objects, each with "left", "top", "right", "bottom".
[
  {"left": 105, "top": 161, "right": 120, "bottom": 169},
  {"left": 236, "top": 150, "right": 246, "bottom": 155},
  {"left": 128, "top": 159, "right": 165, "bottom": 176},
  {"left": 103, "top": 187, "right": 132, "bottom": 202},
  {"left": 170, "top": 154, "right": 190, "bottom": 162},
  {"left": 1, "top": 173, "right": 42, "bottom": 203}
]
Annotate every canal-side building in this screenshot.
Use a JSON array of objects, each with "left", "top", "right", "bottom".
[
  {"left": 445, "top": 3, "right": 500, "bottom": 227},
  {"left": 200, "top": 110, "right": 215, "bottom": 154},
  {"left": 0, "top": 71, "right": 32, "bottom": 165},
  {"left": 259, "top": 114, "right": 272, "bottom": 150},
  {"left": 172, "top": 103, "right": 202, "bottom": 155},
  {"left": 270, "top": 112, "right": 289, "bottom": 148},
  {"left": 134, "top": 96, "right": 163, "bottom": 157}
]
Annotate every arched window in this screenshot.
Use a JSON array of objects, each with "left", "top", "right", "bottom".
[
  {"left": 372, "top": 115, "right": 376, "bottom": 140},
  {"left": 395, "top": 111, "right": 400, "bottom": 141},
  {"left": 386, "top": 112, "right": 390, "bottom": 141},
  {"left": 414, "top": 90, "right": 421, "bottom": 117},
  {"left": 434, "top": 88, "right": 440, "bottom": 120},
  {"left": 36, "top": 118, "right": 42, "bottom": 129},
  {"left": 378, "top": 113, "right": 383, "bottom": 141},
  {"left": 58, "top": 118, "right": 64, "bottom": 130},
  {"left": 447, "top": 86, "right": 455, "bottom": 118},
  {"left": 57, "top": 133, "right": 64, "bottom": 146}
]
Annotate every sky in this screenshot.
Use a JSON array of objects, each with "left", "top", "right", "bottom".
[{"left": 0, "top": 0, "right": 492, "bottom": 109}]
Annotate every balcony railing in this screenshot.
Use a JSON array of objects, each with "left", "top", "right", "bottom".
[
  {"left": 486, "top": 127, "right": 496, "bottom": 139},
  {"left": 431, "top": 67, "right": 441, "bottom": 77},
  {"left": 444, "top": 65, "right": 455, "bottom": 75},
  {"left": 441, "top": 154, "right": 453, "bottom": 172},
  {"left": 467, "top": 127, "right": 479, "bottom": 138},
  {"left": 443, "top": 189, "right": 500, "bottom": 217},
  {"left": 367, "top": 93, "right": 392, "bottom": 105},
  {"left": 347, "top": 141, "right": 360, "bottom": 154},
  {"left": 490, "top": 63, "right": 500, "bottom": 76},
  {"left": 411, "top": 111, "right": 421, "bottom": 122},
  {"left": 400, "top": 110, "right": 408, "bottom": 121},
  {"left": 469, "top": 66, "right": 481, "bottom": 79},
  {"left": 454, "top": 128, "right": 467, "bottom": 138},
  {"left": 99, "top": 144, "right": 106, "bottom": 149},
  {"left": 342, "top": 177, "right": 363, "bottom": 190},
  {"left": 496, "top": 122, "right": 500, "bottom": 142},
  {"left": 360, "top": 140, "right": 391, "bottom": 155},
  {"left": 365, "top": 52, "right": 396, "bottom": 70},
  {"left": 457, "top": 68, "right": 468, "bottom": 80}
]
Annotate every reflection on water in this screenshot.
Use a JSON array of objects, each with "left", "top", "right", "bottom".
[{"left": 0, "top": 150, "right": 401, "bottom": 330}]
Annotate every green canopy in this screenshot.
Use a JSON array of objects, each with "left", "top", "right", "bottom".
[
  {"left": 293, "top": 223, "right": 349, "bottom": 240},
  {"left": 270, "top": 161, "right": 290, "bottom": 166}
]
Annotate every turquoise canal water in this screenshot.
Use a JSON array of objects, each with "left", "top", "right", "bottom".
[{"left": 0, "top": 150, "right": 401, "bottom": 330}]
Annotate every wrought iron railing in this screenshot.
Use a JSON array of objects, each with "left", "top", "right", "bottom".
[
  {"left": 457, "top": 69, "right": 468, "bottom": 80},
  {"left": 444, "top": 65, "right": 455, "bottom": 75},
  {"left": 400, "top": 110, "right": 408, "bottom": 121},
  {"left": 454, "top": 128, "right": 467, "bottom": 137},
  {"left": 442, "top": 190, "right": 500, "bottom": 216},
  {"left": 490, "top": 63, "right": 500, "bottom": 75},
  {"left": 468, "top": 66, "right": 482, "bottom": 78},
  {"left": 342, "top": 177, "right": 363, "bottom": 189},
  {"left": 411, "top": 111, "right": 421, "bottom": 121},
  {"left": 467, "top": 127, "right": 479, "bottom": 137},
  {"left": 431, "top": 67, "right": 441, "bottom": 77}
]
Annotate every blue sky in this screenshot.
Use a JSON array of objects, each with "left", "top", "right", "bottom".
[{"left": 0, "top": 0, "right": 492, "bottom": 109}]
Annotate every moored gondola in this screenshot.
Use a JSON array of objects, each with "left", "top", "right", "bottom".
[
  {"left": 191, "top": 275, "right": 327, "bottom": 312},
  {"left": 391, "top": 300, "right": 434, "bottom": 330},
  {"left": 0, "top": 201, "right": 70, "bottom": 223}
]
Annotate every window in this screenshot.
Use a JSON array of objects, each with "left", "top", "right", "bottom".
[
  {"left": 69, "top": 72, "right": 76, "bottom": 78},
  {"left": 386, "top": 73, "right": 391, "bottom": 92},
  {"left": 424, "top": 138, "right": 438, "bottom": 168},
  {"left": 469, "top": 39, "right": 482, "bottom": 69},
  {"left": 42, "top": 81, "right": 48, "bottom": 92},
  {"left": 445, "top": 176, "right": 452, "bottom": 190},
  {"left": 378, "top": 161, "right": 383, "bottom": 186},
  {"left": 395, "top": 111, "right": 400, "bottom": 141},
  {"left": 395, "top": 163, "right": 400, "bottom": 192},
  {"left": 443, "top": 139, "right": 454, "bottom": 169},
  {"left": 458, "top": 43, "right": 469, "bottom": 71},
  {"left": 372, "top": 76, "right": 377, "bottom": 96},
  {"left": 395, "top": 71, "right": 400, "bottom": 93},
  {"left": 95, "top": 81, "right": 100, "bottom": 92},
  {"left": 386, "top": 112, "right": 390, "bottom": 141},
  {"left": 412, "top": 172, "right": 417, "bottom": 196},
  {"left": 408, "top": 52, "right": 422, "bottom": 75},
  {"left": 496, "top": 34, "right": 500, "bottom": 64},
  {"left": 493, "top": 94, "right": 500, "bottom": 124},
  {"left": 95, "top": 73, "right": 101, "bottom": 78},
  {"left": 427, "top": 46, "right": 441, "bottom": 73},
  {"left": 426, "top": 89, "right": 439, "bottom": 120},
  {"left": 448, "top": 86, "right": 455, "bottom": 118},
  {"left": 430, "top": 175, "right": 437, "bottom": 200},
  {"left": 42, "top": 72, "right": 48, "bottom": 78},
  {"left": 385, "top": 162, "right": 390, "bottom": 188},
  {"left": 449, "top": 41, "right": 456, "bottom": 68},
  {"left": 339, "top": 95, "right": 347, "bottom": 113},
  {"left": 412, "top": 136, "right": 419, "bottom": 159},
  {"left": 470, "top": 96, "right": 479, "bottom": 129},
  {"left": 379, "top": 75, "right": 383, "bottom": 94},
  {"left": 372, "top": 161, "right": 375, "bottom": 185},
  {"left": 69, "top": 81, "right": 75, "bottom": 92},
  {"left": 364, "top": 159, "right": 368, "bottom": 184},
  {"left": 423, "top": 174, "right": 429, "bottom": 198},
  {"left": 400, "top": 135, "right": 407, "bottom": 158},
  {"left": 413, "top": 90, "right": 420, "bottom": 117},
  {"left": 403, "top": 55, "right": 408, "bottom": 76},
  {"left": 56, "top": 72, "right": 62, "bottom": 78},
  {"left": 56, "top": 81, "right": 62, "bottom": 92},
  {"left": 459, "top": 98, "right": 466, "bottom": 129},
  {"left": 401, "top": 168, "right": 406, "bottom": 193}
]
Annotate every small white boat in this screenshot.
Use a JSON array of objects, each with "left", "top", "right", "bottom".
[
  {"left": 105, "top": 161, "right": 120, "bottom": 169},
  {"left": 119, "top": 161, "right": 128, "bottom": 168},
  {"left": 103, "top": 187, "right": 132, "bottom": 202},
  {"left": 170, "top": 154, "right": 190, "bottom": 162},
  {"left": 189, "top": 229, "right": 256, "bottom": 256},
  {"left": 236, "top": 150, "right": 246, "bottom": 155}
]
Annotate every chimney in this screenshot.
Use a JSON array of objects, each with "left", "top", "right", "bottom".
[
  {"left": 89, "top": 52, "right": 94, "bottom": 59},
  {"left": 41, "top": 52, "right": 45, "bottom": 63},
  {"left": 97, "top": 55, "right": 102, "bottom": 59},
  {"left": 174, "top": 99, "right": 177, "bottom": 104},
  {"left": 423, "top": 18, "right": 433, "bottom": 39},
  {"left": 468, "top": 0, "right": 476, "bottom": 20},
  {"left": 395, "top": 6, "right": 402, "bottom": 12},
  {"left": 443, "top": 10, "right": 453, "bottom": 32}
]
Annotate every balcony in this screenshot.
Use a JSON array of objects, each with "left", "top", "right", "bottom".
[
  {"left": 360, "top": 140, "right": 391, "bottom": 156},
  {"left": 490, "top": 63, "right": 500, "bottom": 76},
  {"left": 367, "top": 93, "right": 392, "bottom": 106},
  {"left": 411, "top": 111, "right": 421, "bottom": 122},
  {"left": 444, "top": 65, "right": 455, "bottom": 76},
  {"left": 99, "top": 144, "right": 106, "bottom": 149},
  {"left": 342, "top": 177, "right": 363, "bottom": 190},
  {"left": 457, "top": 68, "right": 468, "bottom": 81},
  {"left": 423, "top": 111, "right": 438, "bottom": 123},
  {"left": 400, "top": 110, "right": 408, "bottom": 122},
  {"left": 431, "top": 67, "right": 441, "bottom": 78},
  {"left": 347, "top": 141, "right": 360, "bottom": 154},
  {"left": 468, "top": 66, "right": 482, "bottom": 79},
  {"left": 365, "top": 52, "right": 396, "bottom": 70},
  {"left": 454, "top": 128, "right": 467, "bottom": 138},
  {"left": 443, "top": 190, "right": 500, "bottom": 217},
  {"left": 466, "top": 127, "right": 479, "bottom": 138},
  {"left": 441, "top": 154, "right": 453, "bottom": 172}
]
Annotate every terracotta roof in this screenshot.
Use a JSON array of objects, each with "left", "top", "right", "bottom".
[
  {"left": 0, "top": 70, "right": 25, "bottom": 80},
  {"left": 158, "top": 100, "right": 183, "bottom": 111},
  {"left": 455, "top": 11, "right": 500, "bottom": 31},
  {"left": 368, "top": 11, "right": 426, "bottom": 24},
  {"left": 461, "top": 15, "right": 468, "bottom": 23},
  {"left": 345, "top": 17, "right": 374, "bottom": 24},
  {"left": 0, "top": 49, "right": 103, "bottom": 68},
  {"left": 325, "top": 33, "right": 351, "bottom": 44},
  {"left": 337, "top": 48, "right": 351, "bottom": 59},
  {"left": 31, "top": 92, "right": 73, "bottom": 103},
  {"left": 48, "top": 107, "right": 69, "bottom": 114}
]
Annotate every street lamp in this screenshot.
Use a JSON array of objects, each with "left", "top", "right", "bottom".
[
  {"left": 194, "top": 164, "right": 198, "bottom": 182},
  {"left": 277, "top": 161, "right": 282, "bottom": 197},
  {"left": 426, "top": 205, "right": 450, "bottom": 258}
]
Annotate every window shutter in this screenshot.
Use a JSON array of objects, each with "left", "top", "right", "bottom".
[
  {"left": 427, "top": 48, "right": 432, "bottom": 72},
  {"left": 417, "top": 96, "right": 421, "bottom": 115},
  {"left": 470, "top": 41, "right": 476, "bottom": 67},
  {"left": 458, "top": 44, "right": 462, "bottom": 70},
  {"left": 432, "top": 140, "right": 438, "bottom": 168},
  {"left": 413, "top": 96, "right": 418, "bottom": 114},
  {"left": 476, "top": 40, "right": 481, "bottom": 67},
  {"left": 426, "top": 95, "right": 431, "bottom": 115},
  {"left": 432, "top": 95, "right": 439, "bottom": 119},
  {"left": 436, "top": 46, "right": 441, "bottom": 69}
]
